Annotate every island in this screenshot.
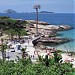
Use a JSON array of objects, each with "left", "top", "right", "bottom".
[
  {"left": 39, "top": 11, "right": 54, "bottom": 13},
  {"left": 4, "top": 9, "right": 17, "bottom": 13}
]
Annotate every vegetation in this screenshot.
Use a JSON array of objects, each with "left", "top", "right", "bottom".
[
  {"left": 0, "top": 16, "right": 9, "bottom": 19},
  {"left": 0, "top": 16, "right": 28, "bottom": 40},
  {"left": 0, "top": 16, "right": 74, "bottom": 75},
  {"left": 0, "top": 43, "right": 74, "bottom": 75},
  {"left": 0, "top": 54, "right": 74, "bottom": 75},
  {"left": 0, "top": 43, "right": 7, "bottom": 61}
]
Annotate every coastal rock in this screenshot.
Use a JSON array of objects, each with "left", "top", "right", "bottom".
[
  {"left": 59, "top": 25, "right": 73, "bottom": 30},
  {"left": 26, "top": 20, "right": 49, "bottom": 25},
  {"left": 38, "top": 37, "right": 73, "bottom": 44},
  {"left": 27, "top": 20, "right": 73, "bottom": 31},
  {"left": 33, "top": 24, "right": 72, "bottom": 31}
]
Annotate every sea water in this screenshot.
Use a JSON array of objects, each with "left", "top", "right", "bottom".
[{"left": 0, "top": 13, "right": 74, "bottom": 51}]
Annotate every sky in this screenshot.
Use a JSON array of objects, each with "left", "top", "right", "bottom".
[{"left": 0, "top": 0, "right": 74, "bottom": 13}]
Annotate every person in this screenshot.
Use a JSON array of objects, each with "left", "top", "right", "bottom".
[
  {"left": 33, "top": 55, "right": 34, "bottom": 59},
  {"left": 31, "top": 55, "right": 32, "bottom": 58},
  {"left": 34, "top": 51, "right": 35, "bottom": 54},
  {"left": 66, "top": 50, "right": 68, "bottom": 54},
  {"left": 28, "top": 40, "right": 29, "bottom": 44}
]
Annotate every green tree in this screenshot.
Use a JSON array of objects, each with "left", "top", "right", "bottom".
[
  {"left": 0, "top": 44, "right": 7, "bottom": 61},
  {"left": 0, "top": 17, "right": 27, "bottom": 42},
  {"left": 54, "top": 51, "right": 62, "bottom": 63}
]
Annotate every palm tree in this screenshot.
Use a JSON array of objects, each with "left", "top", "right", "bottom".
[
  {"left": 0, "top": 44, "right": 7, "bottom": 61},
  {"left": 33, "top": 5, "right": 41, "bottom": 35}
]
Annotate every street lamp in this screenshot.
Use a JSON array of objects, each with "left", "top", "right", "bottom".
[{"left": 33, "top": 5, "right": 41, "bottom": 36}]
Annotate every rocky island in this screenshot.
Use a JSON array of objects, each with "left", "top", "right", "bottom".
[
  {"left": 39, "top": 11, "right": 54, "bottom": 13},
  {"left": 4, "top": 9, "right": 17, "bottom": 13}
]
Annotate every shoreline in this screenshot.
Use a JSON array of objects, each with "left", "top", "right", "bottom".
[
  {"left": 26, "top": 20, "right": 74, "bottom": 52},
  {"left": 26, "top": 20, "right": 73, "bottom": 31},
  {"left": 0, "top": 16, "right": 75, "bottom": 68},
  {"left": 0, "top": 18, "right": 74, "bottom": 52}
]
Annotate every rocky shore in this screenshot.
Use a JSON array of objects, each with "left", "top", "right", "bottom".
[
  {"left": 26, "top": 20, "right": 73, "bottom": 31},
  {"left": 38, "top": 37, "right": 73, "bottom": 44},
  {"left": 26, "top": 20, "right": 74, "bottom": 46},
  {"left": 32, "top": 36, "right": 73, "bottom": 46}
]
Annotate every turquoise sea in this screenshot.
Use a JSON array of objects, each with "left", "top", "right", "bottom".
[
  {"left": 57, "top": 29, "right": 75, "bottom": 52},
  {"left": 0, "top": 13, "right": 74, "bottom": 51}
]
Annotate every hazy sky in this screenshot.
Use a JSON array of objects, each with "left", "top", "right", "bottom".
[{"left": 0, "top": 0, "right": 74, "bottom": 13}]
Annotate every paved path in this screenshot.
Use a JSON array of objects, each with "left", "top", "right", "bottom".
[{"left": 0, "top": 38, "right": 39, "bottom": 62}]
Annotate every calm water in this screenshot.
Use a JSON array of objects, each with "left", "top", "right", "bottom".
[{"left": 0, "top": 13, "right": 75, "bottom": 51}]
